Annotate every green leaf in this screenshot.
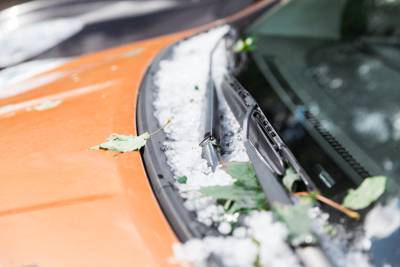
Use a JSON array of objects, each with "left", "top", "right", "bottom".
[
  {"left": 91, "top": 132, "right": 150, "bottom": 153},
  {"left": 194, "top": 85, "right": 199, "bottom": 90},
  {"left": 274, "top": 203, "right": 317, "bottom": 246},
  {"left": 200, "top": 185, "right": 266, "bottom": 211},
  {"left": 200, "top": 162, "right": 267, "bottom": 215},
  {"left": 343, "top": 176, "right": 387, "bottom": 210},
  {"left": 201, "top": 185, "right": 252, "bottom": 201},
  {"left": 282, "top": 167, "right": 300, "bottom": 192},
  {"left": 226, "top": 161, "right": 259, "bottom": 189},
  {"left": 233, "top": 37, "right": 255, "bottom": 53},
  {"left": 177, "top": 176, "right": 187, "bottom": 184}
]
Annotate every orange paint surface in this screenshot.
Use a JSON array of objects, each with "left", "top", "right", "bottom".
[
  {"left": 0, "top": 33, "right": 188, "bottom": 267},
  {"left": 0, "top": 1, "right": 275, "bottom": 266}
]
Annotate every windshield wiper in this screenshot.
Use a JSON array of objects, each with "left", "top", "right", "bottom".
[
  {"left": 221, "top": 73, "right": 316, "bottom": 203},
  {"left": 202, "top": 34, "right": 335, "bottom": 267},
  {"left": 202, "top": 33, "right": 316, "bottom": 202},
  {"left": 221, "top": 73, "right": 336, "bottom": 267}
]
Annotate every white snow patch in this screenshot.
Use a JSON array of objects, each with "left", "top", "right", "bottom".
[
  {"left": 153, "top": 26, "right": 248, "bottom": 226},
  {"left": 173, "top": 236, "right": 258, "bottom": 267},
  {"left": 152, "top": 26, "right": 376, "bottom": 267},
  {"left": 173, "top": 211, "right": 301, "bottom": 267},
  {"left": 153, "top": 26, "right": 301, "bottom": 267},
  {"left": 353, "top": 110, "right": 390, "bottom": 143},
  {"left": 364, "top": 198, "right": 400, "bottom": 239},
  {"left": 245, "top": 211, "right": 301, "bottom": 267}
]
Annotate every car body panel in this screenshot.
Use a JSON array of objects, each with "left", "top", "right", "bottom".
[
  {"left": 0, "top": 1, "right": 278, "bottom": 266},
  {"left": 0, "top": 34, "right": 189, "bottom": 267}
]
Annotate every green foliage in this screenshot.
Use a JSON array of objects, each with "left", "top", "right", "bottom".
[
  {"left": 282, "top": 167, "right": 300, "bottom": 192},
  {"left": 233, "top": 37, "right": 255, "bottom": 53},
  {"left": 343, "top": 176, "right": 387, "bottom": 210},
  {"left": 274, "top": 203, "right": 317, "bottom": 246},
  {"left": 201, "top": 185, "right": 266, "bottom": 212},
  {"left": 91, "top": 132, "right": 150, "bottom": 153},
  {"left": 177, "top": 176, "right": 188, "bottom": 184},
  {"left": 226, "top": 161, "right": 259, "bottom": 189},
  {"left": 200, "top": 162, "right": 267, "bottom": 213}
]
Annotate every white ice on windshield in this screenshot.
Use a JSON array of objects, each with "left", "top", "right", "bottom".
[{"left": 364, "top": 198, "right": 400, "bottom": 239}]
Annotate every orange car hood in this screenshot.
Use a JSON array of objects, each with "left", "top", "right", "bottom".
[
  {"left": 0, "top": 1, "right": 277, "bottom": 266},
  {"left": 0, "top": 33, "right": 188, "bottom": 267}
]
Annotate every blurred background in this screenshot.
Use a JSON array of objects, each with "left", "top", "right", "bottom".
[
  {"left": 0, "top": 0, "right": 257, "bottom": 90},
  {"left": 0, "top": 0, "right": 254, "bottom": 65}
]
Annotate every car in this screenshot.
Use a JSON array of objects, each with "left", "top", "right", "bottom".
[
  {"left": 1, "top": 0, "right": 399, "bottom": 267},
  {"left": 0, "top": 1, "right": 274, "bottom": 267}
]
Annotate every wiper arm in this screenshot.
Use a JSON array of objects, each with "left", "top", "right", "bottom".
[
  {"left": 200, "top": 36, "right": 228, "bottom": 171},
  {"left": 200, "top": 74, "right": 220, "bottom": 171},
  {"left": 222, "top": 74, "right": 316, "bottom": 203}
]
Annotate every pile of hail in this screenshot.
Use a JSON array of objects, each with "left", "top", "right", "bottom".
[{"left": 152, "top": 26, "right": 394, "bottom": 267}]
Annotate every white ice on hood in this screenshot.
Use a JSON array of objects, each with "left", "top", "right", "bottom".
[
  {"left": 153, "top": 26, "right": 300, "bottom": 267},
  {"left": 153, "top": 26, "right": 248, "bottom": 225},
  {"left": 153, "top": 26, "right": 375, "bottom": 267}
]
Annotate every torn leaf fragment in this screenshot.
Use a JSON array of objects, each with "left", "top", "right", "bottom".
[
  {"left": 177, "top": 176, "right": 188, "bottom": 184},
  {"left": 343, "top": 176, "right": 387, "bottom": 210},
  {"left": 233, "top": 37, "right": 255, "bottom": 53},
  {"left": 282, "top": 167, "right": 300, "bottom": 192},
  {"left": 226, "top": 161, "right": 259, "bottom": 189},
  {"left": 92, "top": 132, "right": 150, "bottom": 153},
  {"left": 273, "top": 203, "right": 317, "bottom": 246}
]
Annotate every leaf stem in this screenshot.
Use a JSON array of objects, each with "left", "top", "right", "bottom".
[
  {"left": 224, "top": 199, "right": 233, "bottom": 211},
  {"left": 295, "top": 192, "right": 360, "bottom": 220},
  {"left": 150, "top": 118, "right": 172, "bottom": 136}
]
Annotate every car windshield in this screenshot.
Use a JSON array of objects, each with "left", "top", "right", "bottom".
[{"left": 239, "top": 0, "right": 400, "bottom": 197}]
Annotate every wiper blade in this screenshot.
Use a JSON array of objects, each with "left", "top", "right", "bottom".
[
  {"left": 242, "top": 103, "right": 292, "bottom": 205},
  {"left": 221, "top": 74, "right": 335, "bottom": 267},
  {"left": 221, "top": 74, "right": 317, "bottom": 204}
]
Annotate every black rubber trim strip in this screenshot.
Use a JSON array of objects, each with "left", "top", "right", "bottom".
[
  {"left": 137, "top": 35, "right": 230, "bottom": 267},
  {"left": 136, "top": 0, "right": 281, "bottom": 242},
  {"left": 136, "top": 3, "right": 281, "bottom": 265},
  {"left": 137, "top": 40, "right": 218, "bottom": 242}
]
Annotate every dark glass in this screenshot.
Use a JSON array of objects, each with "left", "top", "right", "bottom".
[{"left": 238, "top": 1, "right": 400, "bottom": 266}]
